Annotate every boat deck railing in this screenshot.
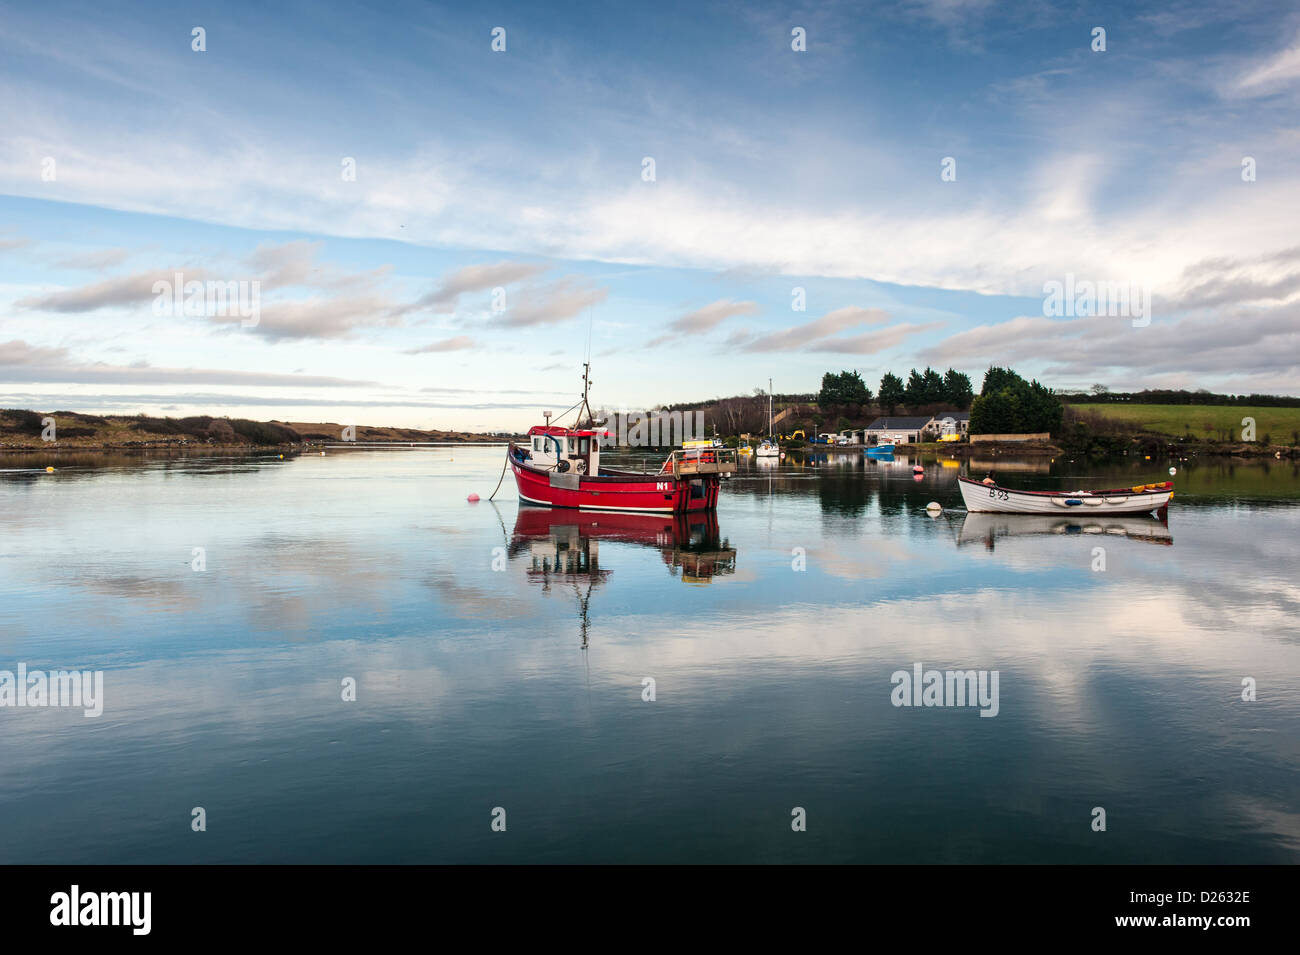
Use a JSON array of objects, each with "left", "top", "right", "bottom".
[{"left": 661, "top": 447, "right": 738, "bottom": 477}]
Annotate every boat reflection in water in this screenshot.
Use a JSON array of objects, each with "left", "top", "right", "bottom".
[
  {"left": 509, "top": 508, "right": 737, "bottom": 646},
  {"left": 957, "top": 512, "right": 1173, "bottom": 550}
]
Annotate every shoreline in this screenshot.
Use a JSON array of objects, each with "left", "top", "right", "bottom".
[
  {"left": 5, "top": 438, "right": 1295, "bottom": 459},
  {"left": 781, "top": 440, "right": 1298, "bottom": 459},
  {"left": 0, "top": 439, "right": 510, "bottom": 453}
]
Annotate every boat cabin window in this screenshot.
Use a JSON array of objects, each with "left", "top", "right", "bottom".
[
  {"left": 532, "top": 436, "right": 545, "bottom": 452},
  {"left": 577, "top": 437, "right": 589, "bottom": 455}
]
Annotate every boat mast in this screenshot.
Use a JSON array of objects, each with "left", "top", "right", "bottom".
[
  {"left": 759, "top": 382, "right": 769, "bottom": 441},
  {"left": 578, "top": 362, "right": 595, "bottom": 427}
]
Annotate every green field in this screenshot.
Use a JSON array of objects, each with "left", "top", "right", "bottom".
[{"left": 1076, "top": 403, "right": 1300, "bottom": 442}]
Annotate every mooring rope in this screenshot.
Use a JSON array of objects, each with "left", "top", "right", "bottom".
[{"left": 487, "top": 447, "right": 511, "bottom": 501}]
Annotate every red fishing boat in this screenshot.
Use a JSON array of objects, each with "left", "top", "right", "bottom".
[{"left": 506, "top": 365, "right": 736, "bottom": 513}]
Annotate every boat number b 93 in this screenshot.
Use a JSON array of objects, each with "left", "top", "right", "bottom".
[{"left": 989, "top": 488, "right": 1009, "bottom": 501}]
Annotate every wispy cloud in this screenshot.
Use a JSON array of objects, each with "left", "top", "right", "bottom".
[
  {"left": 0, "top": 339, "right": 375, "bottom": 386},
  {"left": 647, "top": 298, "right": 759, "bottom": 345},
  {"left": 739, "top": 306, "right": 892, "bottom": 352},
  {"left": 920, "top": 304, "right": 1300, "bottom": 384},
  {"left": 404, "top": 335, "right": 476, "bottom": 354},
  {"left": 53, "top": 247, "right": 129, "bottom": 270},
  {"left": 17, "top": 269, "right": 210, "bottom": 312},
  {"left": 490, "top": 276, "right": 608, "bottom": 328},
  {"left": 1230, "top": 38, "right": 1300, "bottom": 97},
  {"left": 419, "top": 261, "right": 548, "bottom": 312}
]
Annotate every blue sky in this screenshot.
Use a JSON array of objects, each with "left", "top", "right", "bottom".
[{"left": 2, "top": 0, "right": 1299, "bottom": 429}]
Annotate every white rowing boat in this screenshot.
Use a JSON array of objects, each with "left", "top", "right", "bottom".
[{"left": 957, "top": 476, "right": 1173, "bottom": 516}]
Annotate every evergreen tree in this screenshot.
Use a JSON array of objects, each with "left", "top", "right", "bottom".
[
  {"left": 980, "top": 366, "right": 1023, "bottom": 396},
  {"left": 878, "top": 372, "right": 905, "bottom": 414},
  {"left": 942, "top": 368, "right": 974, "bottom": 409},
  {"left": 818, "top": 370, "right": 870, "bottom": 405},
  {"left": 969, "top": 366, "right": 1063, "bottom": 435},
  {"left": 903, "top": 368, "right": 926, "bottom": 407},
  {"left": 921, "top": 367, "right": 946, "bottom": 405}
]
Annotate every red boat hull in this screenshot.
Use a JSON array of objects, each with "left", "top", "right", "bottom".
[{"left": 509, "top": 449, "right": 720, "bottom": 513}]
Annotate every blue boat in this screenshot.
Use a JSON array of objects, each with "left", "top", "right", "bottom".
[{"left": 864, "top": 444, "right": 895, "bottom": 457}]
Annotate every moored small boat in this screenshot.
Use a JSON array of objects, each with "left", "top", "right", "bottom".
[
  {"left": 755, "top": 439, "right": 780, "bottom": 458},
  {"left": 865, "top": 443, "right": 895, "bottom": 457},
  {"left": 958, "top": 476, "right": 1173, "bottom": 516}
]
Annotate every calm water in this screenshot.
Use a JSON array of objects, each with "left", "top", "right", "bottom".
[{"left": 1, "top": 447, "right": 1297, "bottom": 863}]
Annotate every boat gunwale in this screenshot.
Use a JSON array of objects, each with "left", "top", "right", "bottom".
[
  {"left": 956, "top": 475, "right": 1173, "bottom": 498},
  {"left": 510, "top": 446, "right": 686, "bottom": 484}
]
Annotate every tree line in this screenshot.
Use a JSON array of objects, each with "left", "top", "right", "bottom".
[
  {"left": 661, "top": 365, "right": 1063, "bottom": 437},
  {"left": 969, "top": 367, "right": 1062, "bottom": 435},
  {"left": 818, "top": 367, "right": 974, "bottom": 413},
  {"left": 1063, "top": 387, "right": 1300, "bottom": 407}
]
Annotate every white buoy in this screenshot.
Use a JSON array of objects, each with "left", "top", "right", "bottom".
[
  {"left": 926, "top": 501, "right": 942, "bottom": 515},
  {"left": 1168, "top": 466, "right": 1176, "bottom": 476}
]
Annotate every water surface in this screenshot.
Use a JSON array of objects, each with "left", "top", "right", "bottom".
[{"left": 1, "top": 448, "right": 1297, "bottom": 863}]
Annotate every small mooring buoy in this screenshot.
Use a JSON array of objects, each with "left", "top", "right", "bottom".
[
  {"left": 926, "top": 501, "right": 942, "bottom": 516},
  {"left": 467, "top": 493, "right": 480, "bottom": 503},
  {"left": 1169, "top": 466, "right": 1177, "bottom": 476},
  {"left": 45, "top": 466, "right": 54, "bottom": 473}
]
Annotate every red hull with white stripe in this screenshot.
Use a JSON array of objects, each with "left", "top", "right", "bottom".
[{"left": 510, "top": 449, "right": 721, "bottom": 512}]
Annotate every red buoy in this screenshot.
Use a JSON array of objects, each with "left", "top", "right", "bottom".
[{"left": 467, "top": 493, "right": 480, "bottom": 502}]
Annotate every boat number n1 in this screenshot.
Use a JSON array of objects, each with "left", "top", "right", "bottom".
[
  {"left": 989, "top": 488, "right": 1010, "bottom": 501},
  {"left": 656, "top": 482, "right": 671, "bottom": 491}
]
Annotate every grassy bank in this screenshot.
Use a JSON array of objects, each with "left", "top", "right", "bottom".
[
  {"left": 0, "top": 409, "right": 506, "bottom": 451},
  {"left": 1074, "top": 403, "right": 1300, "bottom": 443}
]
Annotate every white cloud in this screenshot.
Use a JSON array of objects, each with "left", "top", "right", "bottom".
[{"left": 1232, "top": 39, "right": 1300, "bottom": 96}]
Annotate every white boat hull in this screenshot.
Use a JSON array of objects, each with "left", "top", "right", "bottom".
[
  {"left": 957, "top": 513, "right": 1172, "bottom": 547},
  {"left": 755, "top": 446, "right": 780, "bottom": 457},
  {"left": 958, "top": 477, "right": 1172, "bottom": 516}
]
